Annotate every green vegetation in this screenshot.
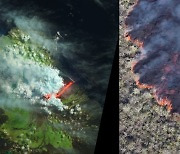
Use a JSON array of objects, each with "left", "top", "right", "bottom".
[
  {"left": 0, "top": 26, "right": 99, "bottom": 153},
  {"left": 0, "top": 27, "right": 73, "bottom": 152},
  {"left": 0, "top": 107, "right": 72, "bottom": 151},
  {"left": 0, "top": 28, "right": 54, "bottom": 66},
  {"left": 62, "top": 86, "right": 89, "bottom": 105}
]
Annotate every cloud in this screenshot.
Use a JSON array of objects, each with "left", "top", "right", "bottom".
[
  {"left": 0, "top": 0, "right": 117, "bottom": 106},
  {"left": 0, "top": 47, "right": 65, "bottom": 112}
]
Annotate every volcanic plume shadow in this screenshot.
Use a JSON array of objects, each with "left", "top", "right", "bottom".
[{"left": 125, "top": 0, "right": 180, "bottom": 113}]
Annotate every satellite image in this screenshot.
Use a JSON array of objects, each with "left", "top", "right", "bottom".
[
  {"left": 0, "top": 0, "right": 118, "bottom": 153},
  {"left": 120, "top": 0, "right": 180, "bottom": 153}
]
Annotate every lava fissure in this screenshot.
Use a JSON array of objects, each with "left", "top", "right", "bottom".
[{"left": 44, "top": 81, "right": 74, "bottom": 100}]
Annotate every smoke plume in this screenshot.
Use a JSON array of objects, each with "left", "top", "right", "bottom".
[
  {"left": 0, "top": 46, "right": 66, "bottom": 112},
  {"left": 125, "top": 0, "right": 180, "bottom": 113},
  {"left": 126, "top": 0, "right": 180, "bottom": 112}
]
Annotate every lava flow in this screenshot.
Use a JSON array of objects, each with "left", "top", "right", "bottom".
[
  {"left": 44, "top": 81, "right": 75, "bottom": 100},
  {"left": 125, "top": 0, "right": 180, "bottom": 113}
]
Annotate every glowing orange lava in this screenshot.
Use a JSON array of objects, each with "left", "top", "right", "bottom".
[
  {"left": 44, "top": 81, "right": 74, "bottom": 100},
  {"left": 55, "top": 81, "right": 74, "bottom": 98}
]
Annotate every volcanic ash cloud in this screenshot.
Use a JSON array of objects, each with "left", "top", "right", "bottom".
[
  {"left": 125, "top": 0, "right": 180, "bottom": 113},
  {"left": 0, "top": 50, "right": 66, "bottom": 112}
]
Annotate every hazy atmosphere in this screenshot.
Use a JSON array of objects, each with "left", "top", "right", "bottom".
[{"left": 0, "top": 0, "right": 118, "bottom": 153}]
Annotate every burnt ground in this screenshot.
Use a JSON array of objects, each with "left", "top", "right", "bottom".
[{"left": 119, "top": 0, "right": 180, "bottom": 153}]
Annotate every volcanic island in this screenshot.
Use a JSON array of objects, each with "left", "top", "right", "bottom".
[{"left": 0, "top": 28, "right": 101, "bottom": 153}]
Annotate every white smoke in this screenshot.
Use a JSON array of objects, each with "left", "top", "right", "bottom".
[
  {"left": 3, "top": 12, "right": 57, "bottom": 53},
  {"left": 0, "top": 45, "right": 66, "bottom": 112}
]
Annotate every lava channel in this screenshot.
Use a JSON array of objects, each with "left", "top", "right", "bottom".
[{"left": 44, "top": 81, "right": 75, "bottom": 100}]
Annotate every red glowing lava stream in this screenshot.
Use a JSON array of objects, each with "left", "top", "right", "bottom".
[{"left": 44, "top": 81, "right": 75, "bottom": 100}]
